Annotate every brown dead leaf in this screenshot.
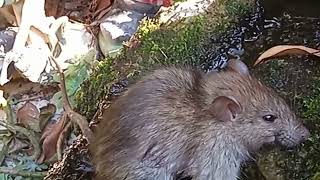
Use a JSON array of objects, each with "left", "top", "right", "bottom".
[
  {"left": 0, "top": 78, "right": 40, "bottom": 97},
  {"left": 45, "top": 0, "right": 59, "bottom": 17},
  {"left": 39, "top": 104, "right": 56, "bottom": 131},
  {"left": 254, "top": 45, "right": 320, "bottom": 66},
  {"left": 37, "top": 116, "right": 65, "bottom": 163},
  {"left": 16, "top": 102, "right": 41, "bottom": 132},
  {"left": 96, "top": 0, "right": 113, "bottom": 11},
  {"left": 11, "top": 0, "right": 23, "bottom": 26},
  {"left": 0, "top": 5, "right": 17, "bottom": 26},
  {"left": 0, "top": 78, "right": 60, "bottom": 99},
  {"left": 85, "top": 0, "right": 114, "bottom": 22},
  {"left": 8, "top": 137, "right": 29, "bottom": 154}
]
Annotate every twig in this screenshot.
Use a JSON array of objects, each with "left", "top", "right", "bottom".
[
  {"left": 57, "top": 121, "right": 71, "bottom": 160},
  {"left": 0, "top": 166, "right": 47, "bottom": 178},
  {"left": 159, "top": 48, "right": 168, "bottom": 59},
  {"left": 49, "top": 56, "right": 93, "bottom": 143}
]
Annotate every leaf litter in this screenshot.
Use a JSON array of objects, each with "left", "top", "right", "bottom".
[
  {"left": 0, "top": 0, "right": 97, "bottom": 178},
  {"left": 254, "top": 45, "right": 320, "bottom": 66}
]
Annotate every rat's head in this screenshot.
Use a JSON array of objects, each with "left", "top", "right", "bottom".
[{"left": 207, "top": 59, "right": 310, "bottom": 153}]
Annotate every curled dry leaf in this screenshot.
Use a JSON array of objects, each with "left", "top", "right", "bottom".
[
  {"left": 0, "top": 5, "right": 17, "bottom": 26},
  {"left": 254, "top": 45, "right": 320, "bottom": 66},
  {"left": 39, "top": 104, "right": 56, "bottom": 131},
  {"left": 8, "top": 137, "right": 29, "bottom": 154},
  {"left": 37, "top": 116, "right": 65, "bottom": 164},
  {"left": 16, "top": 102, "right": 41, "bottom": 132},
  {"left": 44, "top": 0, "right": 59, "bottom": 17}
]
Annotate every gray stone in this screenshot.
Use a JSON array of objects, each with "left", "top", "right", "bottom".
[
  {"left": 0, "top": 29, "right": 15, "bottom": 53},
  {"left": 115, "top": 0, "right": 160, "bottom": 16},
  {"left": 99, "top": 9, "right": 145, "bottom": 56}
]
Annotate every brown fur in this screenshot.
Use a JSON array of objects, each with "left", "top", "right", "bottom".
[{"left": 90, "top": 59, "right": 309, "bottom": 180}]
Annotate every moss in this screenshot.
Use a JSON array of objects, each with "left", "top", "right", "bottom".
[
  {"left": 136, "top": 16, "right": 206, "bottom": 66},
  {"left": 303, "top": 79, "right": 320, "bottom": 120},
  {"left": 225, "top": 0, "right": 252, "bottom": 17},
  {"left": 313, "top": 172, "right": 320, "bottom": 180},
  {"left": 76, "top": 58, "right": 119, "bottom": 118},
  {"left": 249, "top": 58, "right": 320, "bottom": 180},
  {"left": 277, "top": 78, "right": 320, "bottom": 180},
  {"left": 76, "top": 0, "right": 255, "bottom": 119},
  {"left": 287, "top": 78, "right": 320, "bottom": 179}
]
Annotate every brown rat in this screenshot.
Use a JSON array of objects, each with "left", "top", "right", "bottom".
[{"left": 90, "top": 59, "right": 310, "bottom": 180}]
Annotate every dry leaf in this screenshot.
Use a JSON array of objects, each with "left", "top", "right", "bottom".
[
  {"left": 0, "top": 5, "right": 17, "bottom": 26},
  {"left": 254, "top": 45, "right": 320, "bottom": 66},
  {"left": 1, "top": 78, "right": 42, "bottom": 97},
  {"left": 37, "top": 116, "right": 65, "bottom": 163},
  {"left": 0, "top": 78, "right": 60, "bottom": 98},
  {"left": 45, "top": 0, "right": 59, "bottom": 17},
  {"left": 8, "top": 137, "right": 29, "bottom": 154},
  {"left": 16, "top": 102, "right": 41, "bottom": 132},
  {"left": 39, "top": 104, "right": 56, "bottom": 131}
]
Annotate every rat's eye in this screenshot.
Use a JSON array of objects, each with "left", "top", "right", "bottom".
[{"left": 263, "top": 115, "right": 277, "bottom": 122}]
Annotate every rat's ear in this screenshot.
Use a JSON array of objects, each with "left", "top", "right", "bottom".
[
  {"left": 226, "top": 59, "right": 249, "bottom": 76},
  {"left": 210, "top": 96, "right": 242, "bottom": 122}
]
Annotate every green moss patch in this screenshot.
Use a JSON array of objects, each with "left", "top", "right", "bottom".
[{"left": 251, "top": 57, "right": 320, "bottom": 180}]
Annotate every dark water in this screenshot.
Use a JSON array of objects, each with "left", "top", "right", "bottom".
[
  {"left": 261, "top": 0, "right": 320, "bottom": 18},
  {"left": 199, "top": 0, "right": 320, "bottom": 72}
]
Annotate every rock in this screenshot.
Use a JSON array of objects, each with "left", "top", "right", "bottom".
[
  {"left": 0, "top": 29, "right": 15, "bottom": 53},
  {"left": 158, "top": 0, "right": 214, "bottom": 24},
  {"left": 115, "top": 0, "right": 161, "bottom": 16},
  {"left": 98, "top": 9, "right": 144, "bottom": 56},
  {"left": 98, "top": 0, "right": 168, "bottom": 57},
  {"left": 52, "top": 21, "right": 94, "bottom": 70},
  {"left": 0, "top": 29, "right": 16, "bottom": 72}
]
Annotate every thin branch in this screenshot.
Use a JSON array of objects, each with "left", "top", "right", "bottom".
[
  {"left": 57, "top": 120, "right": 71, "bottom": 160},
  {"left": 0, "top": 167, "right": 47, "bottom": 178},
  {"left": 49, "top": 56, "right": 93, "bottom": 143}
]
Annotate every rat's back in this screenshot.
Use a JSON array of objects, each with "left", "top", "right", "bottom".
[{"left": 91, "top": 66, "right": 206, "bottom": 180}]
